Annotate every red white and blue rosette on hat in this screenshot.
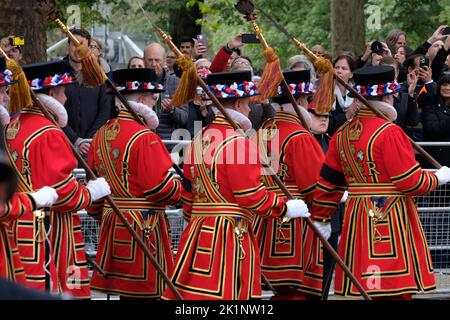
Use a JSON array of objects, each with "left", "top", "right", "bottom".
[
  {"left": 28, "top": 72, "right": 74, "bottom": 90},
  {"left": 0, "top": 68, "right": 16, "bottom": 87},
  {"left": 354, "top": 80, "right": 401, "bottom": 98},
  {"left": 277, "top": 81, "right": 315, "bottom": 96},
  {"left": 117, "top": 81, "right": 164, "bottom": 93}
]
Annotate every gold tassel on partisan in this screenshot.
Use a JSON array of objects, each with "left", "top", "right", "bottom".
[
  {"left": 171, "top": 54, "right": 198, "bottom": 106},
  {"left": 6, "top": 58, "right": 32, "bottom": 112},
  {"left": 312, "top": 57, "right": 334, "bottom": 114},
  {"left": 253, "top": 47, "right": 284, "bottom": 102}
]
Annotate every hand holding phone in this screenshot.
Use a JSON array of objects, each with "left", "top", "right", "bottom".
[
  {"left": 442, "top": 26, "right": 450, "bottom": 36},
  {"left": 419, "top": 56, "right": 430, "bottom": 69}
]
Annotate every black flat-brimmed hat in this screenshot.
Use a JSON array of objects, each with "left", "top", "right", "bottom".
[
  {"left": 348, "top": 66, "right": 401, "bottom": 99},
  {"left": 206, "top": 70, "right": 258, "bottom": 99},
  {"left": 23, "top": 60, "right": 75, "bottom": 92},
  {"left": 113, "top": 68, "right": 164, "bottom": 94},
  {"left": 272, "top": 70, "right": 314, "bottom": 104}
]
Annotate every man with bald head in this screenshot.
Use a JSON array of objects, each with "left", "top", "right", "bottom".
[
  {"left": 144, "top": 43, "right": 188, "bottom": 144},
  {"left": 311, "top": 44, "right": 325, "bottom": 57}
]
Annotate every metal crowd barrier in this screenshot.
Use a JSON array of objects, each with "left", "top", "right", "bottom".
[{"left": 75, "top": 141, "right": 450, "bottom": 295}]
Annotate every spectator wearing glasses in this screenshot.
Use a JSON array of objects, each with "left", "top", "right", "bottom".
[
  {"left": 143, "top": 42, "right": 188, "bottom": 144},
  {"left": 127, "top": 56, "right": 145, "bottom": 69},
  {"left": 90, "top": 37, "right": 113, "bottom": 80},
  {"left": 165, "top": 51, "right": 177, "bottom": 75}
]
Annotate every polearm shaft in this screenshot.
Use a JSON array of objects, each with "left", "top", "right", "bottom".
[
  {"left": 256, "top": 4, "right": 441, "bottom": 169},
  {"left": 86, "top": 254, "right": 109, "bottom": 279}
]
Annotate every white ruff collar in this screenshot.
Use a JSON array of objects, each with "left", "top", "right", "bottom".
[
  {"left": 272, "top": 102, "right": 312, "bottom": 130},
  {"left": 127, "top": 100, "right": 159, "bottom": 129},
  {"left": 35, "top": 94, "right": 68, "bottom": 127},
  {"left": 212, "top": 107, "right": 252, "bottom": 131}
]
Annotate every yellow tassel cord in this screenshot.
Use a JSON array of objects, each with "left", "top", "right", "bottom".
[
  {"left": 76, "top": 44, "right": 107, "bottom": 87},
  {"left": 312, "top": 57, "right": 334, "bottom": 114},
  {"left": 254, "top": 47, "right": 283, "bottom": 102},
  {"left": 6, "top": 59, "right": 32, "bottom": 113},
  {"left": 171, "top": 54, "right": 198, "bottom": 106}
]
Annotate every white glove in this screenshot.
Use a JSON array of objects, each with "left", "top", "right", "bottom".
[
  {"left": 314, "top": 222, "right": 332, "bottom": 240},
  {"left": 30, "top": 186, "right": 58, "bottom": 208},
  {"left": 86, "top": 178, "right": 111, "bottom": 201},
  {"left": 340, "top": 190, "right": 348, "bottom": 203},
  {"left": 286, "top": 199, "right": 310, "bottom": 219},
  {"left": 435, "top": 166, "right": 450, "bottom": 185}
]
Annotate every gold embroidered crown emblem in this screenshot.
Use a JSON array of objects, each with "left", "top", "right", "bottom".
[
  {"left": 348, "top": 119, "right": 363, "bottom": 141},
  {"left": 261, "top": 122, "right": 277, "bottom": 141},
  {"left": 6, "top": 118, "right": 20, "bottom": 140},
  {"left": 106, "top": 121, "right": 120, "bottom": 141}
]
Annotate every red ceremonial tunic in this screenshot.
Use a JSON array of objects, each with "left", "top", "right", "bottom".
[
  {"left": 312, "top": 108, "right": 438, "bottom": 298},
  {"left": 4, "top": 109, "right": 92, "bottom": 298},
  {"left": 87, "top": 110, "right": 181, "bottom": 298},
  {"left": 0, "top": 192, "right": 35, "bottom": 284},
  {"left": 162, "top": 115, "right": 288, "bottom": 300},
  {"left": 254, "top": 111, "right": 325, "bottom": 296}
]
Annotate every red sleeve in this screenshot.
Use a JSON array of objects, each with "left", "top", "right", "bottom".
[
  {"left": 137, "top": 133, "right": 181, "bottom": 205},
  {"left": 30, "top": 129, "right": 92, "bottom": 213},
  {"left": 285, "top": 133, "right": 325, "bottom": 203},
  {"left": 0, "top": 192, "right": 36, "bottom": 222},
  {"left": 226, "top": 137, "right": 287, "bottom": 218},
  {"left": 381, "top": 125, "right": 439, "bottom": 196},
  {"left": 209, "top": 47, "right": 232, "bottom": 73},
  {"left": 181, "top": 144, "right": 194, "bottom": 222},
  {"left": 311, "top": 133, "right": 347, "bottom": 223}
]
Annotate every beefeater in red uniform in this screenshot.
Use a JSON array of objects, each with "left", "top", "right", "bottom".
[
  {"left": 4, "top": 60, "right": 111, "bottom": 298},
  {"left": 312, "top": 66, "right": 450, "bottom": 299},
  {"left": 162, "top": 70, "right": 310, "bottom": 300},
  {"left": 1, "top": 58, "right": 58, "bottom": 287},
  {"left": 254, "top": 70, "right": 328, "bottom": 299},
  {"left": 87, "top": 68, "right": 181, "bottom": 299}
]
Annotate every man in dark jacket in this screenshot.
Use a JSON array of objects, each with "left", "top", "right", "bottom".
[{"left": 62, "top": 28, "right": 113, "bottom": 158}]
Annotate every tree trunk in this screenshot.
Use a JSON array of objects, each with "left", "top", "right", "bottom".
[
  {"left": 331, "top": 0, "right": 365, "bottom": 57},
  {"left": 0, "top": 0, "right": 47, "bottom": 64},
  {"left": 169, "top": 0, "right": 202, "bottom": 47}
]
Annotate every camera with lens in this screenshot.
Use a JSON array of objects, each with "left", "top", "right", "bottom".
[{"left": 370, "top": 41, "right": 384, "bottom": 55}]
